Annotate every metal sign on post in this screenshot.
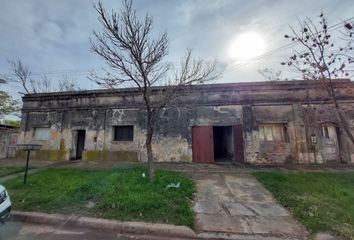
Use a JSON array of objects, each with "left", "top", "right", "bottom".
[{"left": 17, "top": 144, "right": 42, "bottom": 184}]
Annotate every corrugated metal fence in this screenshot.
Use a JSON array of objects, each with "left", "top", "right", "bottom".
[{"left": 0, "top": 130, "right": 18, "bottom": 159}]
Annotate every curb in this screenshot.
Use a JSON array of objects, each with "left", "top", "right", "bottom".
[
  {"left": 9, "top": 211, "right": 306, "bottom": 240},
  {"left": 10, "top": 211, "right": 197, "bottom": 239}
]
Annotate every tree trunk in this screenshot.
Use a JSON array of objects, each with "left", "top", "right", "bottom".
[
  {"left": 325, "top": 81, "right": 354, "bottom": 146},
  {"left": 146, "top": 129, "right": 155, "bottom": 182},
  {"left": 336, "top": 108, "right": 354, "bottom": 145},
  {"left": 328, "top": 85, "right": 354, "bottom": 146},
  {"left": 146, "top": 111, "right": 155, "bottom": 182}
]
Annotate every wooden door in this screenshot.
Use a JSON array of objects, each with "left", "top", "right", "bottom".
[
  {"left": 192, "top": 126, "right": 214, "bottom": 163},
  {"left": 233, "top": 125, "right": 245, "bottom": 163}
]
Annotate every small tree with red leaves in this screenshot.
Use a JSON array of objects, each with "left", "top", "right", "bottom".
[{"left": 282, "top": 13, "right": 354, "bottom": 145}]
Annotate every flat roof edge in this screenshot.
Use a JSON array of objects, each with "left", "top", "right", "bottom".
[{"left": 22, "top": 79, "right": 353, "bottom": 100}]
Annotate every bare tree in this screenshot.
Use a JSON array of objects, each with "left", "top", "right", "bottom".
[
  {"left": 257, "top": 68, "right": 282, "bottom": 81},
  {"left": 8, "top": 59, "right": 79, "bottom": 94},
  {"left": 37, "top": 75, "right": 53, "bottom": 93},
  {"left": 8, "top": 59, "right": 32, "bottom": 94},
  {"left": 282, "top": 13, "right": 354, "bottom": 145},
  {"left": 90, "top": 0, "right": 219, "bottom": 181},
  {"left": 58, "top": 74, "right": 79, "bottom": 91}
]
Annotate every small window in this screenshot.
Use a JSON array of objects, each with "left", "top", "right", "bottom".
[
  {"left": 113, "top": 125, "right": 134, "bottom": 141},
  {"left": 259, "top": 123, "right": 288, "bottom": 142},
  {"left": 33, "top": 127, "right": 50, "bottom": 140},
  {"left": 322, "top": 125, "right": 330, "bottom": 139},
  {"left": 322, "top": 124, "right": 336, "bottom": 140}
]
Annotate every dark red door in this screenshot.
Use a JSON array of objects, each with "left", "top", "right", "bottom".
[
  {"left": 233, "top": 125, "right": 245, "bottom": 163},
  {"left": 192, "top": 126, "right": 214, "bottom": 163}
]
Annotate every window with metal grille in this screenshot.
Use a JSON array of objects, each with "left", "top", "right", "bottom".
[
  {"left": 113, "top": 126, "right": 134, "bottom": 141},
  {"left": 259, "top": 123, "right": 289, "bottom": 142}
]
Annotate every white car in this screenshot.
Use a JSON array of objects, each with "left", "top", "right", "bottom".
[{"left": 0, "top": 185, "right": 11, "bottom": 224}]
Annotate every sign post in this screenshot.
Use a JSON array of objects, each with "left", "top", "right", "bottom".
[{"left": 17, "top": 144, "right": 42, "bottom": 184}]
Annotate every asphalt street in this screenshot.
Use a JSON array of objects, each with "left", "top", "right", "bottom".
[
  {"left": 0, "top": 221, "right": 187, "bottom": 240},
  {"left": 0, "top": 221, "right": 116, "bottom": 240}
]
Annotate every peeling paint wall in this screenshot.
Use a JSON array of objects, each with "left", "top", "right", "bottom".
[
  {"left": 16, "top": 105, "right": 243, "bottom": 162},
  {"left": 18, "top": 80, "right": 354, "bottom": 164},
  {"left": 243, "top": 105, "right": 295, "bottom": 164},
  {"left": 243, "top": 103, "right": 354, "bottom": 164}
]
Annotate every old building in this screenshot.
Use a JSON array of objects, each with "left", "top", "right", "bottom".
[{"left": 17, "top": 79, "right": 354, "bottom": 164}]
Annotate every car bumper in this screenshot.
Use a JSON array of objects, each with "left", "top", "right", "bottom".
[
  {"left": 0, "top": 196, "right": 11, "bottom": 223},
  {"left": 0, "top": 206, "right": 11, "bottom": 223}
]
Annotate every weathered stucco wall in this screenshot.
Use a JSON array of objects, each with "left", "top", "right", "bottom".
[
  {"left": 243, "top": 102, "right": 354, "bottom": 164},
  {"left": 18, "top": 80, "right": 354, "bottom": 164},
  {"left": 243, "top": 105, "right": 295, "bottom": 164},
  {"left": 16, "top": 104, "right": 243, "bottom": 162}
]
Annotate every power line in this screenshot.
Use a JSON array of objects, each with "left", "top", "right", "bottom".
[
  {"left": 223, "top": 16, "right": 354, "bottom": 74},
  {"left": 2, "top": 16, "right": 353, "bottom": 79}
]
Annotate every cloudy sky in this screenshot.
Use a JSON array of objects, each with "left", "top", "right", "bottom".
[{"left": 1, "top": 0, "right": 354, "bottom": 96}]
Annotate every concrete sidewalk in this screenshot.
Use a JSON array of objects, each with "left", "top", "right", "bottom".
[
  {"left": 0, "top": 159, "right": 67, "bottom": 183},
  {"left": 193, "top": 173, "right": 308, "bottom": 240},
  {"left": 2, "top": 158, "right": 354, "bottom": 173},
  {"left": 19, "top": 159, "right": 354, "bottom": 173},
  {"left": 0, "top": 159, "right": 59, "bottom": 168}
]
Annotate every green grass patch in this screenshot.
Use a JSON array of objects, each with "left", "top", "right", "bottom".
[
  {"left": 254, "top": 172, "right": 354, "bottom": 239},
  {"left": 0, "top": 166, "right": 26, "bottom": 177},
  {"left": 4, "top": 167, "right": 196, "bottom": 227}
]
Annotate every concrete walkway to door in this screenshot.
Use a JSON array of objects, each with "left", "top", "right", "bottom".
[{"left": 193, "top": 173, "right": 308, "bottom": 240}]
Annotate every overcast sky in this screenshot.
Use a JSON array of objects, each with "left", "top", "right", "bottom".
[{"left": 1, "top": 0, "right": 354, "bottom": 96}]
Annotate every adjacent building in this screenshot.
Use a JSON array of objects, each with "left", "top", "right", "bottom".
[
  {"left": 17, "top": 79, "right": 354, "bottom": 164},
  {"left": 0, "top": 124, "right": 19, "bottom": 159}
]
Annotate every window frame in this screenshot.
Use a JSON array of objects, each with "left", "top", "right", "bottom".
[
  {"left": 112, "top": 125, "right": 134, "bottom": 142},
  {"left": 33, "top": 127, "right": 51, "bottom": 141},
  {"left": 322, "top": 125, "right": 330, "bottom": 139},
  {"left": 322, "top": 123, "right": 336, "bottom": 140},
  {"left": 259, "top": 123, "right": 289, "bottom": 142}
]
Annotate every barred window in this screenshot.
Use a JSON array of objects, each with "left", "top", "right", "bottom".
[
  {"left": 113, "top": 126, "right": 134, "bottom": 141},
  {"left": 259, "top": 123, "right": 288, "bottom": 142}
]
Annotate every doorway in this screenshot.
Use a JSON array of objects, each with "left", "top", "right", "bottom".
[
  {"left": 213, "top": 126, "right": 233, "bottom": 162},
  {"left": 75, "top": 130, "right": 86, "bottom": 160},
  {"left": 192, "top": 125, "right": 245, "bottom": 163}
]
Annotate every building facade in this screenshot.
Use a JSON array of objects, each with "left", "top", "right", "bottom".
[{"left": 17, "top": 80, "right": 354, "bottom": 164}]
